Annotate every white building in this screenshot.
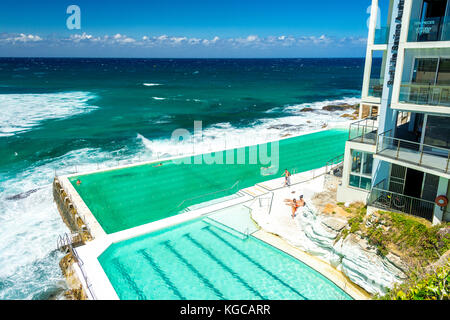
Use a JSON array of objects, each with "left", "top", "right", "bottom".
[{"left": 337, "top": 0, "right": 450, "bottom": 225}]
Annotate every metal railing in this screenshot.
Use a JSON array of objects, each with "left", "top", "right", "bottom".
[
  {"left": 173, "top": 180, "right": 241, "bottom": 213},
  {"left": 376, "top": 130, "right": 450, "bottom": 173},
  {"left": 57, "top": 232, "right": 97, "bottom": 300},
  {"left": 257, "top": 192, "right": 274, "bottom": 215},
  {"left": 399, "top": 83, "right": 450, "bottom": 107},
  {"left": 348, "top": 116, "right": 378, "bottom": 144},
  {"left": 325, "top": 153, "right": 345, "bottom": 178},
  {"left": 203, "top": 216, "right": 250, "bottom": 240},
  {"left": 367, "top": 180, "right": 435, "bottom": 222}
]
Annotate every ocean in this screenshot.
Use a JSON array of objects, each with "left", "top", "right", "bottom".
[{"left": 0, "top": 58, "right": 365, "bottom": 299}]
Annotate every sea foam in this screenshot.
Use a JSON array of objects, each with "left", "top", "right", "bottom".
[
  {"left": 0, "top": 147, "right": 136, "bottom": 299},
  {"left": 0, "top": 92, "right": 98, "bottom": 137},
  {"left": 136, "top": 96, "right": 360, "bottom": 159}
]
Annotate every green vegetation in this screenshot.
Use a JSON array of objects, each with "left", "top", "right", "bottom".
[
  {"left": 379, "top": 264, "right": 449, "bottom": 300},
  {"left": 336, "top": 204, "right": 450, "bottom": 264},
  {"left": 367, "top": 211, "right": 450, "bottom": 264},
  {"left": 333, "top": 203, "right": 450, "bottom": 300}
]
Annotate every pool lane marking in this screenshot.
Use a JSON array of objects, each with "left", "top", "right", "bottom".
[
  {"left": 184, "top": 233, "right": 266, "bottom": 300},
  {"left": 112, "top": 258, "right": 147, "bottom": 300},
  {"left": 139, "top": 249, "right": 186, "bottom": 300},
  {"left": 204, "top": 226, "right": 309, "bottom": 300},
  {"left": 162, "top": 240, "right": 226, "bottom": 300}
]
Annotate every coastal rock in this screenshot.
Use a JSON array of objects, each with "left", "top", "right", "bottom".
[
  {"left": 336, "top": 234, "right": 406, "bottom": 295},
  {"left": 385, "top": 252, "right": 409, "bottom": 274},
  {"left": 321, "top": 217, "right": 347, "bottom": 232},
  {"left": 267, "top": 124, "right": 294, "bottom": 130},
  {"left": 322, "top": 103, "right": 359, "bottom": 112},
  {"left": 300, "top": 107, "right": 314, "bottom": 112},
  {"left": 340, "top": 114, "right": 357, "bottom": 120},
  {"left": 425, "top": 249, "right": 450, "bottom": 273},
  {"left": 6, "top": 188, "right": 41, "bottom": 201}
]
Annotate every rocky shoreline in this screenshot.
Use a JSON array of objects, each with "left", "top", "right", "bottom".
[{"left": 299, "top": 103, "right": 360, "bottom": 120}]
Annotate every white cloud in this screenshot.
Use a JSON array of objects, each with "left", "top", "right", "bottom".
[
  {"left": 0, "top": 33, "right": 42, "bottom": 43},
  {"left": 0, "top": 32, "right": 367, "bottom": 53}
]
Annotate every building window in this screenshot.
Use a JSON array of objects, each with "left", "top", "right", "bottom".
[
  {"left": 399, "top": 48, "right": 450, "bottom": 107},
  {"left": 424, "top": 115, "right": 450, "bottom": 150},
  {"left": 349, "top": 150, "right": 373, "bottom": 190},
  {"left": 408, "top": 0, "right": 450, "bottom": 42}
]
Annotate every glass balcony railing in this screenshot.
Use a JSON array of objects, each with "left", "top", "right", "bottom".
[
  {"left": 368, "top": 78, "right": 384, "bottom": 98},
  {"left": 374, "top": 26, "right": 390, "bottom": 45},
  {"left": 399, "top": 83, "right": 450, "bottom": 107},
  {"left": 349, "top": 116, "right": 378, "bottom": 144},
  {"left": 408, "top": 17, "right": 450, "bottom": 42},
  {"left": 376, "top": 130, "right": 450, "bottom": 174}
]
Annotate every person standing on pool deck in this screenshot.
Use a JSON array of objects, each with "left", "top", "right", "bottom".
[{"left": 282, "top": 169, "right": 291, "bottom": 187}]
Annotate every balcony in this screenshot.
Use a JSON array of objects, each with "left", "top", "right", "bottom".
[
  {"left": 408, "top": 17, "right": 450, "bottom": 42},
  {"left": 399, "top": 83, "right": 450, "bottom": 107},
  {"left": 368, "top": 180, "right": 435, "bottom": 222},
  {"left": 376, "top": 130, "right": 450, "bottom": 175},
  {"left": 349, "top": 116, "right": 378, "bottom": 145}
]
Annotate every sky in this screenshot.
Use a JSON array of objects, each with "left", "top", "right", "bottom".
[{"left": 0, "top": 0, "right": 381, "bottom": 58}]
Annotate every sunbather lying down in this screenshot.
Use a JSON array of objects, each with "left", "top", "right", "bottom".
[{"left": 284, "top": 196, "right": 306, "bottom": 218}]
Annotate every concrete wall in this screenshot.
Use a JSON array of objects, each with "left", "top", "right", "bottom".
[{"left": 337, "top": 141, "right": 376, "bottom": 204}]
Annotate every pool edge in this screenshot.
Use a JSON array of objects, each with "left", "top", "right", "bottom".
[{"left": 251, "top": 229, "right": 371, "bottom": 300}]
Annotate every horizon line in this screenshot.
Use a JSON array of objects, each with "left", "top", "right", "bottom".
[{"left": 0, "top": 56, "right": 366, "bottom": 59}]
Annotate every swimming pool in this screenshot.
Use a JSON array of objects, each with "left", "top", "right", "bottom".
[
  {"left": 69, "top": 129, "right": 348, "bottom": 234},
  {"left": 98, "top": 213, "right": 352, "bottom": 300}
]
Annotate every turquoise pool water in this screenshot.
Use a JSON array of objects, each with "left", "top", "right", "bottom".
[
  {"left": 99, "top": 215, "right": 352, "bottom": 300},
  {"left": 70, "top": 129, "right": 348, "bottom": 234}
]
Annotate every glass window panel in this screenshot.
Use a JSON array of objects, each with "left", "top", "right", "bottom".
[
  {"left": 424, "top": 115, "right": 450, "bottom": 149},
  {"left": 412, "top": 58, "right": 439, "bottom": 84},
  {"left": 437, "top": 58, "right": 450, "bottom": 85},
  {"left": 360, "top": 177, "right": 372, "bottom": 191},
  {"left": 362, "top": 153, "right": 374, "bottom": 175},
  {"left": 351, "top": 150, "right": 362, "bottom": 173},
  {"left": 349, "top": 175, "right": 361, "bottom": 188},
  {"left": 422, "top": 173, "right": 439, "bottom": 202}
]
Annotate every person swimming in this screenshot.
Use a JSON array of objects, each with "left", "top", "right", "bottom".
[
  {"left": 153, "top": 163, "right": 163, "bottom": 168},
  {"left": 76, "top": 179, "right": 81, "bottom": 186},
  {"left": 261, "top": 166, "right": 277, "bottom": 176}
]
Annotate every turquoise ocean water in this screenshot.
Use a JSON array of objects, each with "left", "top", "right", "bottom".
[{"left": 0, "top": 58, "right": 365, "bottom": 299}]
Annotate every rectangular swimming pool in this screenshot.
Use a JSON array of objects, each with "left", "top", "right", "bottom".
[
  {"left": 98, "top": 214, "right": 352, "bottom": 300},
  {"left": 69, "top": 129, "right": 348, "bottom": 234}
]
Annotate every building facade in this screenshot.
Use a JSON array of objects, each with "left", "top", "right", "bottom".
[{"left": 337, "top": 0, "right": 450, "bottom": 225}]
